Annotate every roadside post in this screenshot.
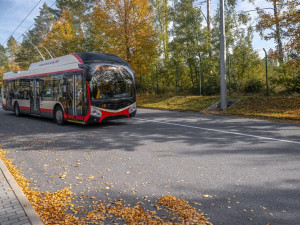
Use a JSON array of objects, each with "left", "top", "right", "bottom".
[
  {"left": 263, "top": 48, "right": 269, "bottom": 96},
  {"left": 155, "top": 64, "right": 159, "bottom": 95},
  {"left": 140, "top": 74, "right": 142, "bottom": 91},
  {"left": 175, "top": 61, "right": 178, "bottom": 95}
]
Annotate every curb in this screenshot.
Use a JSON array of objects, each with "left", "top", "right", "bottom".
[
  {"left": 138, "top": 106, "right": 300, "bottom": 124},
  {"left": 0, "top": 158, "right": 44, "bottom": 225}
]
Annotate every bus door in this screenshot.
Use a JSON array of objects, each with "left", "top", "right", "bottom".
[
  {"left": 30, "top": 79, "right": 40, "bottom": 114},
  {"left": 66, "top": 74, "right": 83, "bottom": 120}
]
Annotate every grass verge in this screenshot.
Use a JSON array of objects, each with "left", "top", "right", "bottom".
[
  {"left": 137, "top": 94, "right": 300, "bottom": 123},
  {"left": 223, "top": 96, "right": 300, "bottom": 122},
  {"left": 137, "top": 94, "right": 219, "bottom": 112}
]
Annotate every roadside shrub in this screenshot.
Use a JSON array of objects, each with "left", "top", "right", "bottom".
[
  {"left": 285, "top": 75, "right": 300, "bottom": 93},
  {"left": 244, "top": 78, "right": 264, "bottom": 93}
]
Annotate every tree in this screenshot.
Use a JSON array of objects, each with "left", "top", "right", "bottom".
[
  {"left": 15, "top": 3, "right": 56, "bottom": 69},
  {"left": 151, "top": 0, "right": 170, "bottom": 60},
  {"left": 31, "top": 3, "right": 57, "bottom": 43},
  {"left": 231, "top": 34, "right": 263, "bottom": 92},
  {"left": 6, "top": 37, "right": 19, "bottom": 60},
  {"left": 280, "top": 0, "right": 300, "bottom": 69},
  {"left": 256, "top": 0, "right": 299, "bottom": 93},
  {"left": 170, "top": 0, "right": 203, "bottom": 92},
  {"left": 256, "top": 0, "right": 285, "bottom": 62},
  {"left": 91, "top": 0, "right": 158, "bottom": 77},
  {"left": 41, "top": 9, "right": 85, "bottom": 57},
  {"left": 0, "top": 44, "right": 9, "bottom": 69},
  {"left": 0, "top": 44, "right": 9, "bottom": 87},
  {"left": 5, "top": 37, "right": 20, "bottom": 73},
  {"left": 53, "top": 0, "right": 94, "bottom": 49}
]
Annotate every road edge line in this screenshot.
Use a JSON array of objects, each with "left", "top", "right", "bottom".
[
  {"left": 0, "top": 158, "right": 44, "bottom": 225},
  {"left": 135, "top": 118, "right": 300, "bottom": 145}
]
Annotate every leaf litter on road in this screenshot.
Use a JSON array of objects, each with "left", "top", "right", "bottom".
[{"left": 0, "top": 148, "right": 213, "bottom": 224}]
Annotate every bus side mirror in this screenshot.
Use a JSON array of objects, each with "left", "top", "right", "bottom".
[{"left": 79, "top": 64, "right": 93, "bottom": 81}]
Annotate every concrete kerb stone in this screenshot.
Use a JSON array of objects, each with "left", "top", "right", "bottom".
[
  {"left": 204, "top": 99, "right": 240, "bottom": 111},
  {"left": 0, "top": 157, "right": 44, "bottom": 225}
]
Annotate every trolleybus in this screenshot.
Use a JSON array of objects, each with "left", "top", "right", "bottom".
[{"left": 1, "top": 52, "right": 136, "bottom": 125}]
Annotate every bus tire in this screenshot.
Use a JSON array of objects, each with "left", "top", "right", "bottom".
[
  {"left": 54, "top": 105, "right": 64, "bottom": 125},
  {"left": 14, "top": 102, "right": 21, "bottom": 117}
]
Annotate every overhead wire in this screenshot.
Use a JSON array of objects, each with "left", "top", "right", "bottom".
[
  {"left": 16, "top": 0, "right": 57, "bottom": 41},
  {"left": 2, "top": 0, "right": 42, "bottom": 45}
]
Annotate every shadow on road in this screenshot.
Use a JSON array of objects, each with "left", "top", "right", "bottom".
[
  {"left": 0, "top": 109, "right": 299, "bottom": 155},
  {"left": 1, "top": 108, "right": 300, "bottom": 224}
]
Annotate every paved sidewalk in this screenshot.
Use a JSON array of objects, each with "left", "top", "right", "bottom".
[{"left": 0, "top": 159, "right": 43, "bottom": 225}]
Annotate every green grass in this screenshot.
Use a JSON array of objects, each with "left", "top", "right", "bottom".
[
  {"left": 224, "top": 96, "right": 300, "bottom": 121},
  {"left": 137, "top": 94, "right": 300, "bottom": 122},
  {"left": 137, "top": 94, "right": 219, "bottom": 112}
]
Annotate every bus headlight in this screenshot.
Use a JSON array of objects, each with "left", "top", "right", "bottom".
[
  {"left": 91, "top": 107, "right": 102, "bottom": 118},
  {"left": 129, "top": 103, "right": 136, "bottom": 114}
]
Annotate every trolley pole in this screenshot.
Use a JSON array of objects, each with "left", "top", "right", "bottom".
[
  {"left": 263, "top": 48, "right": 269, "bottom": 96},
  {"left": 220, "top": 0, "right": 227, "bottom": 110}
]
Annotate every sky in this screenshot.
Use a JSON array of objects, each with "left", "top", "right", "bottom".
[
  {"left": 0, "top": 0, "right": 276, "bottom": 58},
  {"left": 0, "top": 0, "right": 54, "bottom": 45}
]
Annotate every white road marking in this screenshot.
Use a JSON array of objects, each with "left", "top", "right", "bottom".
[{"left": 135, "top": 118, "right": 300, "bottom": 145}]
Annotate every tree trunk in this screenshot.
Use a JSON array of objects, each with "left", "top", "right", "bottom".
[
  {"left": 163, "top": 0, "right": 169, "bottom": 60},
  {"left": 273, "top": 0, "right": 284, "bottom": 62},
  {"left": 207, "top": 0, "right": 212, "bottom": 58},
  {"left": 124, "top": 0, "right": 131, "bottom": 62},
  {"left": 188, "top": 61, "right": 195, "bottom": 89}
]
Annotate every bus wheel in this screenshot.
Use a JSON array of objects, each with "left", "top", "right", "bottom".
[
  {"left": 14, "top": 103, "right": 21, "bottom": 117},
  {"left": 54, "top": 106, "right": 64, "bottom": 125}
]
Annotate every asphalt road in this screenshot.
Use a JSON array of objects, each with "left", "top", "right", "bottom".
[{"left": 0, "top": 102, "right": 300, "bottom": 224}]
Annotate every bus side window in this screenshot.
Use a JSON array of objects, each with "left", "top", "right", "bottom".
[
  {"left": 40, "top": 76, "right": 53, "bottom": 98},
  {"left": 62, "top": 76, "right": 68, "bottom": 96},
  {"left": 29, "top": 80, "right": 34, "bottom": 98},
  {"left": 26, "top": 79, "right": 31, "bottom": 99},
  {"left": 9, "top": 81, "right": 14, "bottom": 99},
  {"left": 53, "top": 74, "right": 63, "bottom": 99},
  {"left": 3, "top": 81, "right": 7, "bottom": 98},
  {"left": 61, "top": 75, "right": 68, "bottom": 110},
  {"left": 19, "top": 79, "right": 30, "bottom": 99}
]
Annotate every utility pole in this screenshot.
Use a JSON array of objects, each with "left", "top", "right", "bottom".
[
  {"left": 228, "top": 55, "right": 231, "bottom": 95},
  {"left": 263, "top": 48, "right": 269, "bottom": 96},
  {"left": 198, "top": 56, "right": 201, "bottom": 96},
  {"left": 220, "top": 0, "right": 227, "bottom": 110}
]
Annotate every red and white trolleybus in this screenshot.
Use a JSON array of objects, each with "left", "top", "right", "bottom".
[{"left": 1, "top": 52, "right": 136, "bottom": 125}]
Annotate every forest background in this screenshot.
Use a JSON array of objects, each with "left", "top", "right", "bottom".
[{"left": 0, "top": 0, "right": 299, "bottom": 96}]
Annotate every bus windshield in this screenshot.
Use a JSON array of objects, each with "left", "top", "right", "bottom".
[{"left": 90, "top": 65, "right": 134, "bottom": 100}]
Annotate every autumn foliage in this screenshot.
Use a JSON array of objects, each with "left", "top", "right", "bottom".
[
  {"left": 0, "top": 0, "right": 299, "bottom": 95},
  {"left": 0, "top": 149, "right": 83, "bottom": 224},
  {"left": 42, "top": 9, "right": 84, "bottom": 57},
  {"left": 92, "top": 0, "right": 157, "bottom": 77}
]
